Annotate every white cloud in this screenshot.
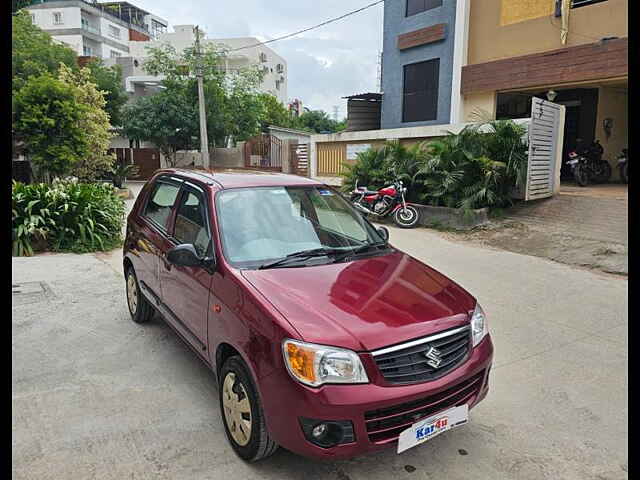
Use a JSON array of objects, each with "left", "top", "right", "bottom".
[{"left": 132, "top": 0, "right": 384, "bottom": 117}]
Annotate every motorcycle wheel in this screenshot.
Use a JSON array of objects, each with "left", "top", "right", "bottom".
[
  {"left": 593, "top": 161, "right": 612, "bottom": 184},
  {"left": 620, "top": 164, "right": 628, "bottom": 184},
  {"left": 393, "top": 205, "right": 420, "bottom": 228},
  {"left": 574, "top": 166, "right": 589, "bottom": 187}
]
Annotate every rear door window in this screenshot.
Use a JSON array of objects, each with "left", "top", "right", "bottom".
[{"left": 143, "top": 181, "right": 180, "bottom": 231}]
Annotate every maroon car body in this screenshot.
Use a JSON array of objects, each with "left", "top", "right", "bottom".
[{"left": 123, "top": 169, "right": 493, "bottom": 460}]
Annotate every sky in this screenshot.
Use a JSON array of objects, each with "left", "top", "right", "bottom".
[{"left": 132, "top": 0, "right": 384, "bottom": 119}]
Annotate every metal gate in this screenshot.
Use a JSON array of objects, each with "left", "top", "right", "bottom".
[
  {"left": 525, "top": 97, "right": 565, "bottom": 201},
  {"left": 244, "top": 134, "right": 282, "bottom": 170},
  {"left": 290, "top": 143, "right": 309, "bottom": 177}
]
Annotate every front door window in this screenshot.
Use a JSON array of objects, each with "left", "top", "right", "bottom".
[{"left": 173, "top": 189, "right": 211, "bottom": 257}]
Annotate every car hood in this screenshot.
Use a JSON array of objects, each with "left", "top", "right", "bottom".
[{"left": 241, "top": 251, "right": 476, "bottom": 352}]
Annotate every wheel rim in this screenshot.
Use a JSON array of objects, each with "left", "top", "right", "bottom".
[
  {"left": 126, "top": 273, "right": 138, "bottom": 315},
  {"left": 222, "top": 372, "right": 252, "bottom": 446},
  {"left": 398, "top": 207, "right": 416, "bottom": 223}
]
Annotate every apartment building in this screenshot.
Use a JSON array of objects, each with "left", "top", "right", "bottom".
[
  {"left": 26, "top": 0, "right": 168, "bottom": 59},
  {"left": 125, "top": 26, "right": 289, "bottom": 104},
  {"left": 380, "top": 0, "right": 469, "bottom": 128},
  {"left": 461, "top": 0, "right": 627, "bottom": 178}
]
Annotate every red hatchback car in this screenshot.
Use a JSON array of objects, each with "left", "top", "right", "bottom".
[{"left": 123, "top": 169, "right": 493, "bottom": 462}]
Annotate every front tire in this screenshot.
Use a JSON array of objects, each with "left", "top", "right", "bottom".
[
  {"left": 574, "top": 166, "right": 589, "bottom": 187},
  {"left": 219, "top": 356, "right": 278, "bottom": 462},
  {"left": 393, "top": 205, "right": 420, "bottom": 228},
  {"left": 125, "top": 267, "right": 153, "bottom": 324}
]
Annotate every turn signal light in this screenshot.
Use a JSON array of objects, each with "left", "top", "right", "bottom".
[{"left": 285, "top": 342, "right": 316, "bottom": 384}]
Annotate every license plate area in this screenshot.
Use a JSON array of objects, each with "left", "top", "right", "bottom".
[{"left": 397, "top": 404, "right": 469, "bottom": 453}]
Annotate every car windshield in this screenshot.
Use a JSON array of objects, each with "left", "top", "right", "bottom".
[{"left": 216, "top": 186, "right": 387, "bottom": 269}]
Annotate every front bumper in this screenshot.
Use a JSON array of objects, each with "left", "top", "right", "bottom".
[{"left": 259, "top": 335, "right": 493, "bottom": 460}]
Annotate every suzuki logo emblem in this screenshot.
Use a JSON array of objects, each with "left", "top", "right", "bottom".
[{"left": 424, "top": 347, "right": 442, "bottom": 368}]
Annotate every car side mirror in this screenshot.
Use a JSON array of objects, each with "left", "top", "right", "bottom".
[
  {"left": 167, "top": 244, "right": 203, "bottom": 268},
  {"left": 377, "top": 226, "right": 389, "bottom": 243}
]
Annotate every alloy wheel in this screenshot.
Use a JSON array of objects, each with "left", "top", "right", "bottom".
[
  {"left": 222, "top": 372, "right": 252, "bottom": 446},
  {"left": 126, "top": 272, "right": 138, "bottom": 315}
]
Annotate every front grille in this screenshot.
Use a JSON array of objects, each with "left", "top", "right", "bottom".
[
  {"left": 373, "top": 326, "right": 471, "bottom": 385},
  {"left": 364, "top": 371, "right": 484, "bottom": 444}
]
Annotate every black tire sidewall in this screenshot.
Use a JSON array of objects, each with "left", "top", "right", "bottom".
[
  {"left": 394, "top": 205, "right": 419, "bottom": 228},
  {"left": 574, "top": 167, "right": 589, "bottom": 187},
  {"left": 219, "top": 357, "right": 266, "bottom": 461}
]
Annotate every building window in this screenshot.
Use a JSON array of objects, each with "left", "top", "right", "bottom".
[
  {"left": 30, "top": 13, "right": 35, "bottom": 24},
  {"left": 406, "top": 0, "right": 442, "bottom": 17},
  {"left": 276, "top": 63, "right": 284, "bottom": 73},
  {"left": 151, "top": 19, "right": 167, "bottom": 38},
  {"left": 402, "top": 58, "right": 440, "bottom": 123},
  {"left": 52, "top": 12, "right": 63, "bottom": 25},
  {"left": 110, "top": 50, "right": 122, "bottom": 58},
  {"left": 108, "top": 25, "right": 121, "bottom": 39},
  {"left": 259, "top": 52, "right": 268, "bottom": 63},
  {"left": 83, "top": 45, "right": 94, "bottom": 57}
]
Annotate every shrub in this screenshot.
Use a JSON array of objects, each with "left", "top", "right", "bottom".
[
  {"left": 340, "top": 120, "right": 529, "bottom": 212},
  {"left": 12, "top": 180, "right": 125, "bottom": 256}
]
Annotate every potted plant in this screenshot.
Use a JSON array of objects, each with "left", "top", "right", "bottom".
[{"left": 112, "top": 163, "right": 140, "bottom": 189}]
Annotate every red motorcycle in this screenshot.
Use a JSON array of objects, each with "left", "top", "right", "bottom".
[{"left": 350, "top": 178, "right": 420, "bottom": 228}]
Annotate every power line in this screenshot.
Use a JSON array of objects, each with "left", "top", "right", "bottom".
[{"left": 229, "top": 0, "right": 384, "bottom": 52}]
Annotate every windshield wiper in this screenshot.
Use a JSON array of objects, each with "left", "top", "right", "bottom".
[
  {"left": 332, "top": 241, "right": 390, "bottom": 263},
  {"left": 258, "top": 247, "right": 346, "bottom": 270}
]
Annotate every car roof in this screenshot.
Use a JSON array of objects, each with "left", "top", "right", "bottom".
[{"left": 156, "top": 168, "right": 324, "bottom": 190}]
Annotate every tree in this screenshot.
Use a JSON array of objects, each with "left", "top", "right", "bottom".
[
  {"left": 297, "top": 109, "right": 346, "bottom": 134},
  {"left": 121, "top": 85, "right": 199, "bottom": 167},
  {"left": 12, "top": 0, "right": 32, "bottom": 13},
  {"left": 85, "top": 58, "right": 129, "bottom": 127},
  {"left": 12, "top": 11, "right": 77, "bottom": 93},
  {"left": 13, "top": 74, "right": 88, "bottom": 178},
  {"left": 141, "top": 42, "right": 264, "bottom": 147},
  {"left": 257, "top": 93, "right": 296, "bottom": 132},
  {"left": 58, "top": 64, "right": 115, "bottom": 181}
]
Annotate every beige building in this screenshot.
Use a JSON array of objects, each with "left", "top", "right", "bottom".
[{"left": 461, "top": 0, "right": 628, "bottom": 179}]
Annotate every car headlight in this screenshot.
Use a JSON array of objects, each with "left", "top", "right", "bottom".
[
  {"left": 282, "top": 339, "right": 369, "bottom": 387},
  {"left": 470, "top": 303, "right": 488, "bottom": 347}
]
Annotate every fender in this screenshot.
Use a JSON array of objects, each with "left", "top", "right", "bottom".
[{"left": 392, "top": 202, "right": 420, "bottom": 212}]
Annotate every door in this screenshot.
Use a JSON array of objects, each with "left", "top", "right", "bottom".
[
  {"left": 159, "top": 182, "right": 213, "bottom": 352},
  {"left": 525, "top": 97, "right": 565, "bottom": 201},
  {"left": 136, "top": 177, "right": 182, "bottom": 304},
  {"left": 561, "top": 105, "right": 580, "bottom": 179}
]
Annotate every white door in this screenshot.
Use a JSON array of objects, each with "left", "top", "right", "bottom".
[{"left": 525, "top": 97, "right": 566, "bottom": 201}]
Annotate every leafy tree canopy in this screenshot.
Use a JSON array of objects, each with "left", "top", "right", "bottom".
[
  {"left": 84, "top": 58, "right": 129, "bottom": 128},
  {"left": 297, "top": 109, "right": 346, "bottom": 134},
  {"left": 12, "top": 11, "right": 77, "bottom": 93}
]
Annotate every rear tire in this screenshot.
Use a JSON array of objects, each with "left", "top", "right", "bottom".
[
  {"left": 393, "top": 205, "right": 420, "bottom": 228},
  {"left": 125, "top": 267, "right": 153, "bottom": 324},
  {"left": 574, "top": 166, "right": 589, "bottom": 187},
  {"left": 219, "top": 356, "right": 278, "bottom": 462}
]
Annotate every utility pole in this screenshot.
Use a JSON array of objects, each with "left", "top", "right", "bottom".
[{"left": 194, "top": 26, "right": 210, "bottom": 167}]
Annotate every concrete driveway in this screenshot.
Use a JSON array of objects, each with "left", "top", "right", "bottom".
[{"left": 13, "top": 227, "right": 627, "bottom": 479}]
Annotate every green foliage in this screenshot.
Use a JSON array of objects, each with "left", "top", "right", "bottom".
[
  {"left": 84, "top": 58, "right": 129, "bottom": 127},
  {"left": 59, "top": 64, "right": 116, "bottom": 181},
  {"left": 137, "top": 42, "right": 264, "bottom": 147},
  {"left": 12, "top": 0, "right": 33, "bottom": 13},
  {"left": 341, "top": 120, "right": 529, "bottom": 212},
  {"left": 13, "top": 74, "right": 88, "bottom": 177},
  {"left": 12, "top": 11, "right": 77, "bottom": 93},
  {"left": 257, "top": 93, "right": 297, "bottom": 132},
  {"left": 12, "top": 180, "right": 125, "bottom": 256},
  {"left": 296, "top": 109, "right": 346, "bottom": 134},
  {"left": 122, "top": 86, "right": 199, "bottom": 166},
  {"left": 112, "top": 163, "right": 140, "bottom": 188}
]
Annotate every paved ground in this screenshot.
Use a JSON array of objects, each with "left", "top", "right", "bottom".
[
  {"left": 13, "top": 222, "right": 627, "bottom": 479},
  {"left": 437, "top": 183, "right": 628, "bottom": 275}
]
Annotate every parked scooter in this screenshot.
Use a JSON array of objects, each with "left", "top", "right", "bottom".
[
  {"left": 566, "top": 139, "right": 611, "bottom": 187},
  {"left": 350, "top": 178, "right": 420, "bottom": 228},
  {"left": 617, "top": 148, "right": 628, "bottom": 184}
]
